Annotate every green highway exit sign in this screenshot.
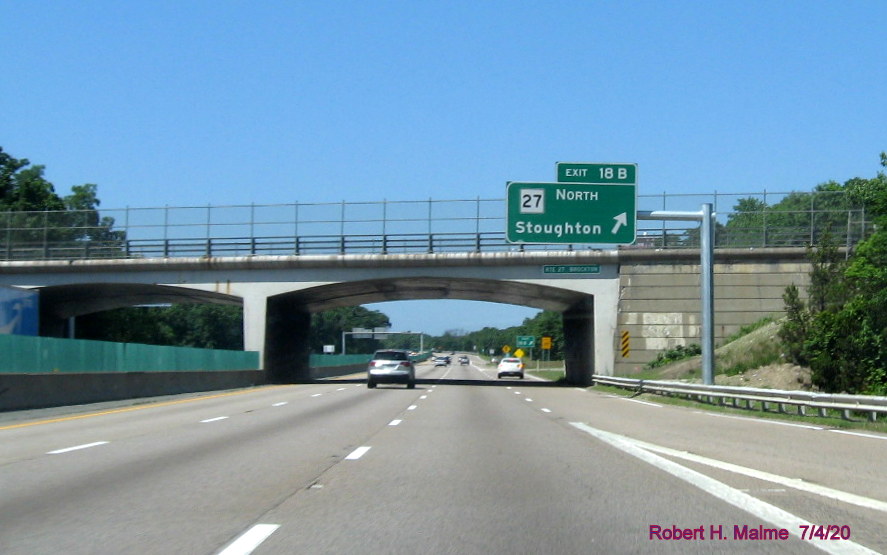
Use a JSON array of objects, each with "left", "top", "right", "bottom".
[
  {"left": 556, "top": 162, "right": 637, "bottom": 184},
  {"left": 516, "top": 335, "right": 536, "bottom": 348},
  {"left": 506, "top": 181, "right": 637, "bottom": 244}
]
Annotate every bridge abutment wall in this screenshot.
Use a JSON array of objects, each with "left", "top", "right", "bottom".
[{"left": 615, "top": 248, "right": 811, "bottom": 375}]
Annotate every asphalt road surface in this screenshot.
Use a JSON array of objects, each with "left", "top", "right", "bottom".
[{"left": 1, "top": 356, "right": 885, "bottom": 554}]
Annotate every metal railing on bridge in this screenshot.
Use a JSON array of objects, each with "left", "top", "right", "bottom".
[{"left": 0, "top": 191, "right": 873, "bottom": 261}]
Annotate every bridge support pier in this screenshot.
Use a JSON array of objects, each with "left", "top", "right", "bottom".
[
  {"left": 563, "top": 298, "right": 595, "bottom": 387},
  {"left": 264, "top": 296, "right": 312, "bottom": 383}
]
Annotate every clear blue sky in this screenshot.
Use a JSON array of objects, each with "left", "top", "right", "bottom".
[{"left": 3, "top": 1, "right": 885, "bottom": 336}]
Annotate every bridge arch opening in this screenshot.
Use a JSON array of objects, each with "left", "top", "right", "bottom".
[
  {"left": 264, "top": 277, "right": 599, "bottom": 386},
  {"left": 36, "top": 283, "right": 242, "bottom": 338}
]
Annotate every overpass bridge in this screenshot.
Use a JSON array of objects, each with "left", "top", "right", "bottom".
[{"left": 0, "top": 192, "right": 870, "bottom": 384}]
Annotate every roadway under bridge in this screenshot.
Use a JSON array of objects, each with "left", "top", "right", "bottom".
[{"left": 3, "top": 251, "right": 621, "bottom": 386}]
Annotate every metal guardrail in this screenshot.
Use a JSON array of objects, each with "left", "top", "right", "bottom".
[{"left": 593, "top": 375, "right": 887, "bottom": 423}]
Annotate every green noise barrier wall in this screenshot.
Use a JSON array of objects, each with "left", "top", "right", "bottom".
[{"left": 0, "top": 334, "right": 259, "bottom": 373}]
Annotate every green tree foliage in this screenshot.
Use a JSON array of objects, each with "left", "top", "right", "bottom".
[
  {"left": 76, "top": 304, "right": 244, "bottom": 349},
  {"left": 310, "top": 306, "right": 390, "bottom": 354},
  {"left": 419, "top": 310, "right": 564, "bottom": 360},
  {"left": 780, "top": 153, "right": 887, "bottom": 394},
  {"left": 721, "top": 182, "right": 861, "bottom": 248},
  {"left": 0, "top": 146, "right": 124, "bottom": 253}
]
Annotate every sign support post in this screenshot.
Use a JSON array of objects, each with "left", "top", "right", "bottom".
[{"left": 637, "top": 206, "right": 715, "bottom": 385}]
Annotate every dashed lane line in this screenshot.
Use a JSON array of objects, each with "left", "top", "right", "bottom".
[
  {"left": 345, "top": 446, "right": 372, "bottom": 460},
  {"left": 217, "top": 523, "right": 280, "bottom": 555},
  {"left": 47, "top": 441, "right": 109, "bottom": 455}
]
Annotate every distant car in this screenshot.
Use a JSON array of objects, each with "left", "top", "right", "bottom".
[
  {"left": 497, "top": 357, "right": 524, "bottom": 379},
  {"left": 433, "top": 356, "right": 450, "bottom": 367},
  {"left": 367, "top": 349, "right": 415, "bottom": 389},
  {"left": 458, "top": 356, "right": 469, "bottom": 365}
]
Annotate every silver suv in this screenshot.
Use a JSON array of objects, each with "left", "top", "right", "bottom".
[{"left": 367, "top": 349, "right": 416, "bottom": 389}]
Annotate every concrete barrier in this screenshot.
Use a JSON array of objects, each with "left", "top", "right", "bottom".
[{"left": 0, "top": 370, "right": 266, "bottom": 412}]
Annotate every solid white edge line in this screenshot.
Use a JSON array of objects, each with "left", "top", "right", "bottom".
[
  {"left": 829, "top": 429, "right": 887, "bottom": 441},
  {"left": 217, "top": 523, "right": 280, "bottom": 555},
  {"left": 628, "top": 436, "right": 887, "bottom": 514},
  {"left": 624, "top": 398, "right": 662, "bottom": 407},
  {"left": 345, "top": 446, "right": 371, "bottom": 460},
  {"left": 695, "top": 411, "right": 823, "bottom": 430},
  {"left": 47, "top": 441, "right": 109, "bottom": 454},
  {"left": 569, "top": 422, "right": 878, "bottom": 555}
]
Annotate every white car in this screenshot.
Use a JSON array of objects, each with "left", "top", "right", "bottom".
[
  {"left": 367, "top": 349, "right": 416, "bottom": 389},
  {"left": 497, "top": 357, "right": 524, "bottom": 379}
]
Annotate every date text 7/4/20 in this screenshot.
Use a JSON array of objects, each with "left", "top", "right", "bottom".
[{"left": 648, "top": 524, "right": 851, "bottom": 541}]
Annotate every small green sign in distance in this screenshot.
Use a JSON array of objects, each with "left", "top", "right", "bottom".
[
  {"left": 542, "top": 264, "right": 601, "bottom": 274},
  {"left": 516, "top": 335, "right": 536, "bottom": 348},
  {"left": 557, "top": 162, "right": 637, "bottom": 184}
]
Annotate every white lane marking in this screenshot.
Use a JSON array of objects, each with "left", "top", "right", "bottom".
[
  {"left": 407, "top": 405, "right": 418, "bottom": 411},
  {"left": 47, "top": 441, "right": 109, "bottom": 455},
  {"left": 829, "top": 429, "right": 887, "bottom": 441},
  {"left": 337, "top": 387, "right": 346, "bottom": 391},
  {"left": 201, "top": 416, "right": 229, "bottom": 423},
  {"left": 217, "top": 523, "right": 280, "bottom": 555},
  {"left": 541, "top": 408, "right": 552, "bottom": 413},
  {"left": 624, "top": 398, "right": 662, "bottom": 407},
  {"left": 272, "top": 402, "right": 287, "bottom": 407},
  {"left": 345, "top": 446, "right": 371, "bottom": 460},
  {"left": 628, "top": 435, "right": 887, "bottom": 514},
  {"left": 570, "top": 423, "right": 879, "bottom": 554},
  {"left": 311, "top": 393, "right": 322, "bottom": 397},
  {"left": 695, "top": 411, "right": 823, "bottom": 430},
  {"left": 514, "top": 391, "right": 521, "bottom": 395},
  {"left": 420, "top": 395, "right": 428, "bottom": 399},
  {"left": 525, "top": 398, "right": 533, "bottom": 402},
  {"left": 389, "top": 419, "right": 402, "bottom": 426}
]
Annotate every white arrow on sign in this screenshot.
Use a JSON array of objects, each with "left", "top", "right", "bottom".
[{"left": 611, "top": 212, "right": 627, "bottom": 234}]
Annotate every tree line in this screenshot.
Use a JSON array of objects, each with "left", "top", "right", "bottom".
[{"left": 777, "top": 153, "right": 887, "bottom": 395}]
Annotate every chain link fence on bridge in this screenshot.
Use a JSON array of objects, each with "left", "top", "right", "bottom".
[{"left": 0, "top": 191, "right": 873, "bottom": 261}]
